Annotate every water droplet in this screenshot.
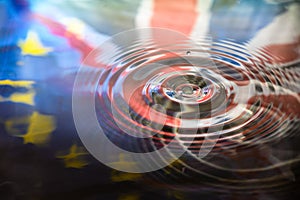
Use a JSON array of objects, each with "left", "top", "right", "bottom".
[
  {"left": 182, "top": 86, "right": 193, "bottom": 95},
  {"left": 186, "top": 51, "right": 191, "bottom": 55}
]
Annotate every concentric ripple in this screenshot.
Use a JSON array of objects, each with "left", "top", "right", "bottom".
[{"left": 73, "top": 28, "right": 300, "bottom": 192}]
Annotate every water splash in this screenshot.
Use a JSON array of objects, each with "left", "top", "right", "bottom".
[{"left": 73, "top": 28, "right": 300, "bottom": 192}]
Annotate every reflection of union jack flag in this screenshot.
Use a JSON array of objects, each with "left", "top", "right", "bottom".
[{"left": 133, "top": 0, "right": 300, "bottom": 65}]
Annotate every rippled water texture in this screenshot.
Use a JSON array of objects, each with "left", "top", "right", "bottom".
[{"left": 73, "top": 28, "right": 300, "bottom": 193}]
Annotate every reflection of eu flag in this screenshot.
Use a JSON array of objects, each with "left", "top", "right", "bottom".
[
  {"left": 0, "top": 0, "right": 81, "bottom": 81},
  {"left": 0, "top": 0, "right": 82, "bottom": 119}
]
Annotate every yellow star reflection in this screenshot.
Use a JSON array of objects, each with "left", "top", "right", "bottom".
[
  {"left": 18, "top": 31, "right": 53, "bottom": 56},
  {"left": 110, "top": 154, "right": 142, "bottom": 182},
  {"left": 0, "top": 80, "right": 35, "bottom": 105},
  {"left": 13, "top": 112, "right": 56, "bottom": 145},
  {"left": 56, "top": 144, "right": 89, "bottom": 169}
]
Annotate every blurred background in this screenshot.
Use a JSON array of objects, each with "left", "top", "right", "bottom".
[{"left": 0, "top": 0, "right": 299, "bottom": 199}]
